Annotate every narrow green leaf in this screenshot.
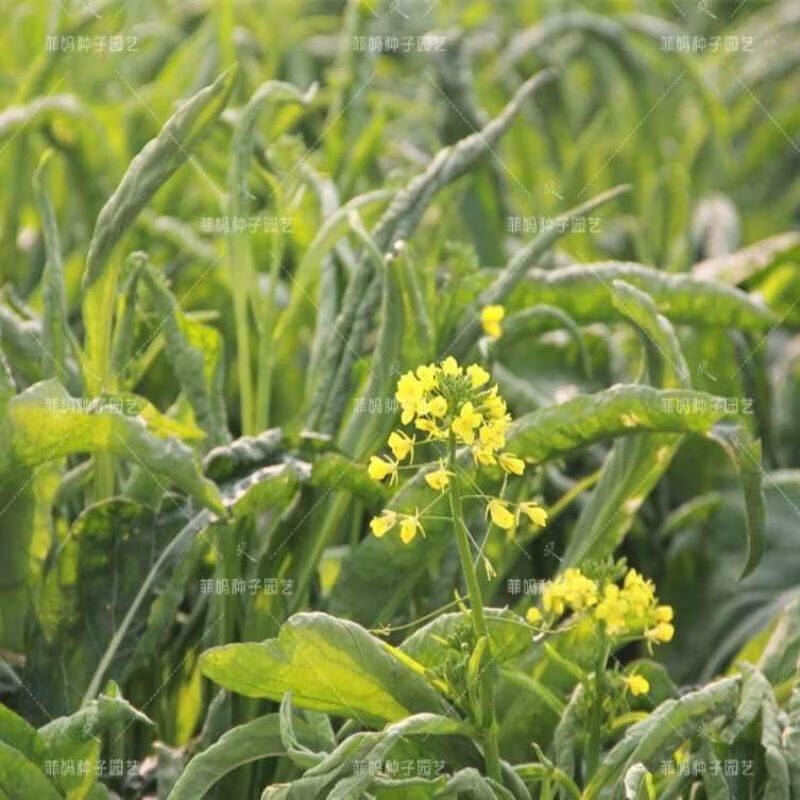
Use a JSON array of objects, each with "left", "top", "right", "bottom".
[
  {"left": 142, "top": 261, "right": 230, "bottom": 448},
  {"left": 167, "top": 714, "right": 286, "bottom": 800},
  {"left": 517, "top": 262, "right": 776, "bottom": 330},
  {"left": 82, "top": 67, "right": 236, "bottom": 392},
  {"left": 308, "top": 68, "right": 557, "bottom": 434},
  {"left": 32, "top": 150, "right": 69, "bottom": 382},
  {"left": 693, "top": 231, "right": 800, "bottom": 284},
  {"left": 450, "top": 185, "right": 630, "bottom": 360}
]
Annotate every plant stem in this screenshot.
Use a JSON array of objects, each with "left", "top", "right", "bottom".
[
  {"left": 585, "top": 642, "right": 609, "bottom": 779},
  {"left": 447, "top": 437, "right": 502, "bottom": 783}
]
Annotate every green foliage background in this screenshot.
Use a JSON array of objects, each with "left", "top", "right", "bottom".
[{"left": 0, "top": 0, "right": 799, "bottom": 797}]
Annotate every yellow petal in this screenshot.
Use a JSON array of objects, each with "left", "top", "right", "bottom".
[
  {"left": 480, "top": 305, "right": 505, "bottom": 339},
  {"left": 520, "top": 502, "right": 547, "bottom": 527},
  {"left": 370, "top": 512, "right": 396, "bottom": 537},
  {"left": 367, "top": 456, "right": 396, "bottom": 482},
  {"left": 624, "top": 674, "right": 650, "bottom": 696},
  {"left": 424, "top": 469, "right": 450, "bottom": 492},
  {"left": 426, "top": 395, "right": 448, "bottom": 417},
  {"left": 399, "top": 517, "right": 418, "bottom": 544},
  {"left": 488, "top": 499, "right": 515, "bottom": 530},
  {"left": 441, "top": 356, "right": 462, "bottom": 376},
  {"left": 498, "top": 453, "right": 525, "bottom": 475},
  {"left": 466, "top": 364, "right": 490, "bottom": 388},
  {"left": 388, "top": 431, "right": 414, "bottom": 461},
  {"left": 526, "top": 607, "right": 542, "bottom": 624}
]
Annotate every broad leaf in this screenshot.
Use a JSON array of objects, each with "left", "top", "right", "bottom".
[{"left": 200, "top": 612, "right": 452, "bottom": 725}]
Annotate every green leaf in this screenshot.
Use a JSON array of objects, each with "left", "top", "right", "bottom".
[
  {"left": 202, "top": 429, "right": 285, "bottom": 483},
  {"left": 200, "top": 612, "right": 452, "bottom": 725},
  {"left": 35, "top": 498, "right": 175, "bottom": 703},
  {"left": 583, "top": 678, "right": 740, "bottom": 800},
  {"left": 623, "top": 764, "right": 654, "bottom": 800},
  {"left": 308, "top": 68, "right": 557, "bottom": 434},
  {"left": 552, "top": 683, "right": 584, "bottom": 787},
  {"left": 0, "top": 704, "right": 46, "bottom": 765},
  {"left": 39, "top": 681, "right": 153, "bottom": 746},
  {"left": 761, "top": 689, "right": 791, "bottom": 800},
  {"left": 338, "top": 218, "right": 405, "bottom": 459},
  {"left": 167, "top": 714, "right": 287, "bottom": 800},
  {"left": 141, "top": 261, "right": 230, "bottom": 448},
  {"left": 401, "top": 609, "right": 531, "bottom": 669},
  {"left": 437, "top": 767, "right": 517, "bottom": 800},
  {"left": 0, "top": 740, "right": 62, "bottom": 800},
  {"left": 517, "top": 262, "right": 776, "bottom": 330},
  {"left": 35, "top": 682, "right": 149, "bottom": 797},
  {"left": 757, "top": 595, "right": 800, "bottom": 686},
  {"left": 0, "top": 95, "right": 83, "bottom": 140},
  {"left": 32, "top": 150, "right": 70, "bottom": 383},
  {"left": 1, "top": 379, "right": 222, "bottom": 511},
  {"left": 562, "top": 279, "right": 690, "bottom": 571},
  {"left": 310, "top": 451, "right": 389, "bottom": 510},
  {"left": 325, "top": 714, "right": 476, "bottom": 800},
  {"left": 784, "top": 680, "right": 800, "bottom": 797},
  {"left": 82, "top": 67, "right": 236, "bottom": 393},
  {"left": 450, "top": 186, "right": 630, "bottom": 360},
  {"left": 85, "top": 459, "right": 305, "bottom": 701},
  {"left": 693, "top": 231, "right": 800, "bottom": 284}
]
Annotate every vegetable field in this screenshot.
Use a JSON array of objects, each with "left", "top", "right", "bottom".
[{"left": 2, "top": 0, "right": 800, "bottom": 797}]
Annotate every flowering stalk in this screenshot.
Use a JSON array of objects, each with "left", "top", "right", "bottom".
[
  {"left": 447, "top": 432, "right": 502, "bottom": 782},
  {"left": 586, "top": 639, "right": 610, "bottom": 779},
  {"left": 367, "top": 355, "right": 550, "bottom": 785}
]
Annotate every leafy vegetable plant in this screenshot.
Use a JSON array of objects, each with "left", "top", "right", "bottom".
[{"left": 1, "top": 0, "right": 799, "bottom": 798}]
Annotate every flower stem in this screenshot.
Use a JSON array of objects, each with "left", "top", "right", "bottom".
[
  {"left": 586, "top": 642, "right": 609, "bottom": 779},
  {"left": 447, "top": 436, "right": 502, "bottom": 783}
]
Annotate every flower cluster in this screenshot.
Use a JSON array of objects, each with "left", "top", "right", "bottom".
[
  {"left": 373, "top": 356, "right": 523, "bottom": 475},
  {"left": 367, "top": 357, "right": 547, "bottom": 543},
  {"left": 527, "top": 567, "right": 674, "bottom": 646}
]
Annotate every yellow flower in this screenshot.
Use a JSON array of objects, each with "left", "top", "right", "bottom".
[
  {"left": 560, "top": 568, "right": 598, "bottom": 611},
  {"left": 481, "top": 305, "right": 505, "bottom": 339},
  {"left": 526, "top": 607, "right": 542, "bottom": 624},
  {"left": 624, "top": 674, "right": 650, "bottom": 696},
  {"left": 498, "top": 452, "right": 525, "bottom": 475},
  {"left": 415, "top": 363, "right": 439, "bottom": 391},
  {"left": 425, "top": 467, "right": 451, "bottom": 492},
  {"left": 655, "top": 605, "right": 673, "bottom": 622},
  {"left": 466, "top": 364, "right": 490, "bottom": 388},
  {"left": 519, "top": 502, "right": 547, "bottom": 527},
  {"left": 399, "top": 512, "right": 422, "bottom": 544},
  {"left": 542, "top": 583, "right": 565, "bottom": 616},
  {"left": 396, "top": 371, "right": 424, "bottom": 424},
  {"left": 482, "top": 386, "right": 507, "bottom": 419},
  {"left": 647, "top": 622, "right": 674, "bottom": 643},
  {"left": 487, "top": 499, "right": 515, "bottom": 530},
  {"left": 367, "top": 456, "right": 397, "bottom": 483},
  {"left": 479, "top": 419, "right": 506, "bottom": 451},
  {"left": 441, "top": 356, "right": 462, "bottom": 377},
  {"left": 595, "top": 584, "right": 627, "bottom": 635},
  {"left": 622, "top": 569, "right": 655, "bottom": 616},
  {"left": 388, "top": 430, "right": 414, "bottom": 462},
  {"left": 416, "top": 417, "right": 446, "bottom": 438},
  {"left": 370, "top": 511, "right": 397, "bottom": 537},
  {"left": 451, "top": 401, "right": 482, "bottom": 444},
  {"left": 425, "top": 395, "right": 448, "bottom": 418},
  {"left": 473, "top": 445, "right": 497, "bottom": 466}
]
